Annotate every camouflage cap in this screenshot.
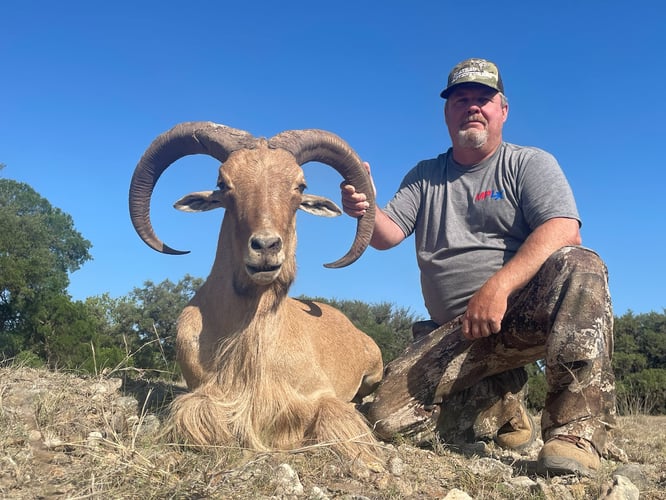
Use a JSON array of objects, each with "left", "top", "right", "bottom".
[{"left": 440, "top": 58, "right": 504, "bottom": 99}]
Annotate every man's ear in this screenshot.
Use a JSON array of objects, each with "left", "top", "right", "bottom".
[
  {"left": 173, "top": 191, "right": 225, "bottom": 212},
  {"left": 299, "top": 194, "right": 342, "bottom": 217}
]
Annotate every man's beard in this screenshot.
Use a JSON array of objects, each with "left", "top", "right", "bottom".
[{"left": 457, "top": 128, "right": 488, "bottom": 149}]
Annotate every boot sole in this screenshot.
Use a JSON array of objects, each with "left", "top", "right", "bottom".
[
  {"left": 494, "top": 411, "right": 537, "bottom": 451},
  {"left": 537, "top": 455, "right": 596, "bottom": 477}
]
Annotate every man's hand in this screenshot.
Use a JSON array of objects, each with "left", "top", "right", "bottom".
[
  {"left": 461, "top": 278, "right": 509, "bottom": 339},
  {"left": 341, "top": 161, "right": 376, "bottom": 218},
  {"left": 461, "top": 217, "right": 581, "bottom": 340},
  {"left": 341, "top": 183, "right": 370, "bottom": 217}
]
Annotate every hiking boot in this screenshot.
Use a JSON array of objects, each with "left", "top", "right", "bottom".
[
  {"left": 494, "top": 402, "right": 537, "bottom": 451},
  {"left": 537, "top": 435, "right": 600, "bottom": 477},
  {"left": 412, "top": 320, "right": 439, "bottom": 341}
]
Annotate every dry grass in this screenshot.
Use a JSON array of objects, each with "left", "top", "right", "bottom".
[{"left": 1, "top": 365, "right": 664, "bottom": 499}]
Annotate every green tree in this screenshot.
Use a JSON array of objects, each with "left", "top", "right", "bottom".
[
  {"left": 636, "top": 313, "right": 666, "bottom": 367},
  {"left": 613, "top": 310, "right": 666, "bottom": 414},
  {"left": 93, "top": 276, "right": 203, "bottom": 378},
  {"left": 80, "top": 294, "right": 131, "bottom": 372},
  {"left": 525, "top": 361, "right": 547, "bottom": 411},
  {"left": 32, "top": 295, "right": 108, "bottom": 371},
  {"left": 0, "top": 177, "right": 92, "bottom": 359},
  {"left": 617, "top": 368, "right": 666, "bottom": 414}
]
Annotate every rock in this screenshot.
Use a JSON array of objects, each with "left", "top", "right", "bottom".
[
  {"left": 387, "top": 456, "right": 404, "bottom": 476},
  {"left": 274, "top": 463, "right": 304, "bottom": 496},
  {"left": 507, "top": 475, "right": 537, "bottom": 489},
  {"left": 87, "top": 431, "right": 104, "bottom": 448},
  {"left": 308, "top": 485, "right": 329, "bottom": 499},
  {"left": 28, "top": 430, "right": 43, "bottom": 443},
  {"left": 536, "top": 478, "right": 575, "bottom": 500},
  {"left": 443, "top": 488, "right": 473, "bottom": 499},
  {"left": 601, "top": 475, "right": 639, "bottom": 500},
  {"left": 134, "top": 414, "right": 161, "bottom": 436},
  {"left": 350, "top": 459, "right": 371, "bottom": 480},
  {"left": 612, "top": 463, "right": 649, "bottom": 490},
  {"left": 113, "top": 395, "right": 138, "bottom": 414},
  {"left": 110, "top": 396, "right": 139, "bottom": 432},
  {"left": 468, "top": 457, "right": 513, "bottom": 481}
]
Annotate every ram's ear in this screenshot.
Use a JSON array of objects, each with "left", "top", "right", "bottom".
[
  {"left": 299, "top": 194, "right": 342, "bottom": 217},
  {"left": 174, "top": 190, "right": 226, "bottom": 212}
]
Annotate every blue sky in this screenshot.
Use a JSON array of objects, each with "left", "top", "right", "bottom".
[{"left": 2, "top": 1, "right": 664, "bottom": 319}]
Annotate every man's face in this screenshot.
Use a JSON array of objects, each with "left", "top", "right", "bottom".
[{"left": 444, "top": 84, "right": 508, "bottom": 150}]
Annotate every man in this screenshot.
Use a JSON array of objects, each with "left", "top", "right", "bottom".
[{"left": 342, "top": 58, "right": 616, "bottom": 477}]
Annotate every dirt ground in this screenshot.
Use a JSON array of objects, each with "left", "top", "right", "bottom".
[{"left": 1, "top": 366, "right": 664, "bottom": 499}]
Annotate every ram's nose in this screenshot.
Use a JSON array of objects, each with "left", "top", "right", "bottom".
[{"left": 249, "top": 232, "right": 283, "bottom": 256}]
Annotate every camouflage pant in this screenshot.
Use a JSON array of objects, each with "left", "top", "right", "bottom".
[{"left": 367, "top": 246, "right": 617, "bottom": 456}]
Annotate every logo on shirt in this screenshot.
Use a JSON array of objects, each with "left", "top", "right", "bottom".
[{"left": 474, "top": 189, "right": 504, "bottom": 202}]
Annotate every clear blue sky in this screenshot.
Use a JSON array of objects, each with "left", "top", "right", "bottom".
[{"left": 2, "top": 1, "right": 664, "bottom": 319}]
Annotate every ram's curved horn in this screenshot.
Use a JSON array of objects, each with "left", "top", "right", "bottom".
[
  {"left": 129, "top": 121, "right": 256, "bottom": 254},
  {"left": 268, "top": 130, "right": 375, "bottom": 268}
]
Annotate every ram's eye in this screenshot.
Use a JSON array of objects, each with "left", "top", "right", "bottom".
[
  {"left": 297, "top": 183, "right": 306, "bottom": 194},
  {"left": 217, "top": 181, "right": 229, "bottom": 191}
]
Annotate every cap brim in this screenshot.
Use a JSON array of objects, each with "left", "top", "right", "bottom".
[
  {"left": 440, "top": 87, "right": 454, "bottom": 99},
  {"left": 440, "top": 82, "right": 501, "bottom": 99}
]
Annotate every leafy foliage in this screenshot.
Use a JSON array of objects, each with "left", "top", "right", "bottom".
[
  {"left": 85, "top": 276, "right": 203, "bottom": 378},
  {"left": 0, "top": 178, "right": 93, "bottom": 366},
  {"left": 613, "top": 310, "right": 666, "bottom": 414},
  {"left": 123, "top": 275, "right": 203, "bottom": 375},
  {"left": 525, "top": 361, "right": 547, "bottom": 411},
  {"left": 0, "top": 179, "right": 91, "bottom": 298}
]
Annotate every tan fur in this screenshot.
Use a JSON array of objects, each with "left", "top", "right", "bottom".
[{"left": 165, "top": 146, "right": 384, "bottom": 460}]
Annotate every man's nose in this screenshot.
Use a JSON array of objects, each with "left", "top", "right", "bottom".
[{"left": 467, "top": 103, "right": 482, "bottom": 113}]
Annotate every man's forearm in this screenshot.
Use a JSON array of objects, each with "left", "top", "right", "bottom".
[
  {"left": 370, "top": 208, "right": 406, "bottom": 250},
  {"left": 493, "top": 217, "right": 581, "bottom": 296}
]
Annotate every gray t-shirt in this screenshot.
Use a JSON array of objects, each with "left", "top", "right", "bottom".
[{"left": 384, "top": 142, "right": 580, "bottom": 325}]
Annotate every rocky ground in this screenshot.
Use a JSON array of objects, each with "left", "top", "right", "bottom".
[{"left": 1, "top": 366, "right": 664, "bottom": 499}]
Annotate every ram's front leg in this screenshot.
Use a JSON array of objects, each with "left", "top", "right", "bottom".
[{"left": 175, "top": 305, "right": 207, "bottom": 389}]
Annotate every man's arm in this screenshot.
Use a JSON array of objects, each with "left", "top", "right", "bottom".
[{"left": 462, "top": 217, "right": 582, "bottom": 339}]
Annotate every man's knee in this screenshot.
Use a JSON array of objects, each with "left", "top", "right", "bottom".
[
  {"left": 549, "top": 246, "right": 608, "bottom": 278},
  {"left": 538, "top": 246, "right": 612, "bottom": 325}
]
